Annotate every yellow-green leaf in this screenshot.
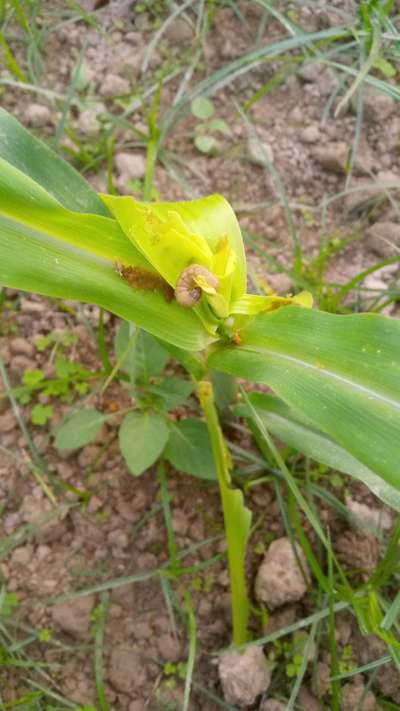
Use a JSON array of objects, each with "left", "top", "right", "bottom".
[{"left": 210, "top": 306, "right": 400, "bottom": 493}]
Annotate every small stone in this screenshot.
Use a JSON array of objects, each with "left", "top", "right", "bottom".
[
  {"left": 56, "top": 462, "right": 74, "bottom": 480},
  {"left": 314, "top": 139, "right": 375, "bottom": 177},
  {"left": 335, "top": 617, "right": 352, "bottom": 646},
  {"left": 40, "top": 579, "right": 58, "bottom": 593},
  {"left": 10, "top": 546, "right": 33, "bottom": 566},
  {"left": 165, "top": 18, "right": 193, "bottom": 43},
  {"left": 267, "top": 273, "right": 292, "bottom": 294},
  {"left": 247, "top": 136, "right": 274, "bottom": 166},
  {"left": 100, "top": 73, "right": 130, "bottom": 96},
  {"left": 298, "top": 685, "right": 322, "bottom": 711},
  {"left": 300, "top": 125, "right": 320, "bottom": 144},
  {"left": 316, "top": 68, "right": 337, "bottom": 97},
  {"left": 374, "top": 661, "right": 400, "bottom": 701},
  {"left": 383, "top": 116, "right": 400, "bottom": 152},
  {"left": 376, "top": 170, "right": 399, "bottom": 190},
  {"left": 20, "top": 490, "right": 55, "bottom": 527},
  {"left": 111, "top": 583, "right": 135, "bottom": 611},
  {"left": 36, "top": 545, "right": 51, "bottom": 561},
  {"left": 298, "top": 62, "right": 325, "bottom": 82},
  {"left": 20, "top": 298, "right": 46, "bottom": 314},
  {"left": 171, "top": 509, "right": 189, "bottom": 536},
  {"left": 345, "top": 171, "right": 400, "bottom": 212},
  {"left": 76, "top": 105, "right": 105, "bottom": 137},
  {"left": 157, "top": 633, "right": 181, "bottom": 662},
  {"left": 252, "top": 488, "right": 273, "bottom": 508},
  {"left": 108, "top": 603, "right": 122, "bottom": 619},
  {"left": 313, "top": 141, "right": 348, "bottom": 175},
  {"left": 9, "top": 355, "right": 32, "bottom": 377},
  {"left": 109, "top": 646, "right": 147, "bottom": 693},
  {"left": 255, "top": 537, "right": 310, "bottom": 609},
  {"left": 198, "top": 598, "right": 212, "bottom": 618},
  {"left": 0, "top": 412, "right": 15, "bottom": 433},
  {"left": 336, "top": 531, "right": 379, "bottom": 576},
  {"left": 108, "top": 529, "right": 128, "bottom": 549},
  {"left": 313, "top": 661, "right": 331, "bottom": 698},
  {"left": 118, "top": 42, "right": 144, "bottom": 79},
  {"left": 3, "top": 512, "right": 21, "bottom": 534},
  {"left": 259, "top": 700, "right": 286, "bottom": 711},
  {"left": 353, "top": 139, "right": 376, "bottom": 176},
  {"left": 342, "top": 678, "right": 376, "bottom": 711},
  {"left": 129, "top": 702, "right": 143, "bottom": 711},
  {"left": 77, "top": 444, "right": 100, "bottom": 468},
  {"left": 51, "top": 595, "right": 95, "bottom": 639},
  {"left": 290, "top": 106, "right": 303, "bottom": 123},
  {"left": 365, "top": 221, "right": 400, "bottom": 259},
  {"left": 346, "top": 497, "right": 392, "bottom": 533},
  {"left": 263, "top": 605, "right": 297, "bottom": 635},
  {"left": 358, "top": 87, "right": 396, "bottom": 122},
  {"left": 26, "top": 103, "right": 51, "bottom": 127},
  {"left": 220, "top": 38, "right": 242, "bottom": 61},
  {"left": 87, "top": 495, "right": 103, "bottom": 513},
  {"left": 10, "top": 337, "right": 35, "bottom": 357},
  {"left": 114, "top": 151, "right": 146, "bottom": 182},
  {"left": 131, "top": 620, "right": 152, "bottom": 640},
  {"left": 155, "top": 684, "right": 185, "bottom": 708},
  {"left": 218, "top": 569, "right": 230, "bottom": 587},
  {"left": 218, "top": 646, "right": 271, "bottom": 707}
]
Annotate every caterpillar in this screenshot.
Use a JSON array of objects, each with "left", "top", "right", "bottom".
[{"left": 175, "top": 264, "right": 219, "bottom": 308}]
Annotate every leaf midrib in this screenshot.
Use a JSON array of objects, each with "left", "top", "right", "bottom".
[{"left": 241, "top": 345, "right": 400, "bottom": 411}]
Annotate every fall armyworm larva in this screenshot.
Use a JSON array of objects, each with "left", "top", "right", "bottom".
[{"left": 175, "top": 264, "right": 219, "bottom": 308}]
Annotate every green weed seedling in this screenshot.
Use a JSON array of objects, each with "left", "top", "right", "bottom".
[
  {"left": 136, "top": 0, "right": 165, "bottom": 27},
  {"left": 10, "top": 330, "right": 98, "bottom": 427},
  {"left": 163, "top": 661, "right": 188, "bottom": 688},
  {"left": 54, "top": 323, "right": 215, "bottom": 482},
  {"left": 0, "top": 108, "right": 400, "bottom": 683},
  {"left": 284, "top": 632, "right": 313, "bottom": 679},
  {"left": 190, "top": 96, "right": 231, "bottom": 154},
  {"left": 62, "top": 125, "right": 110, "bottom": 175},
  {"left": 266, "top": 631, "right": 313, "bottom": 680}
]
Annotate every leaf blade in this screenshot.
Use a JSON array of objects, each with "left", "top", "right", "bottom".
[
  {"left": 165, "top": 419, "right": 216, "bottom": 480},
  {"left": 0, "top": 108, "right": 108, "bottom": 216},
  {"left": 54, "top": 410, "right": 106, "bottom": 450},
  {"left": 237, "top": 392, "right": 400, "bottom": 511},
  {"left": 119, "top": 411, "right": 169, "bottom": 476},
  {"left": 0, "top": 213, "right": 212, "bottom": 351},
  {"left": 210, "top": 307, "right": 400, "bottom": 492}
]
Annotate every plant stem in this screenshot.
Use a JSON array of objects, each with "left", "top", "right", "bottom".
[{"left": 196, "top": 378, "right": 251, "bottom": 647}]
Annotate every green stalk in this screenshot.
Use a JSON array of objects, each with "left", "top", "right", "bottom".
[{"left": 196, "top": 378, "right": 251, "bottom": 647}]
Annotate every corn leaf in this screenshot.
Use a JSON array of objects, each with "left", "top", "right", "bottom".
[
  {"left": 209, "top": 306, "right": 400, "bottom": 493},
  {"left": 237, "top": 392, "right": 400, "bottom": 511},
  {"left": 0, "top": 156, "right": 147, "bottom": 266},
  {"left": 0, "top": 108, "right": 108, "bottom": 215},
  {"left": 0, "top": 212, "right": 210, "bottom": 351},
  {"left": 0, "top": 114, "right": 212, "bottom": 351}
]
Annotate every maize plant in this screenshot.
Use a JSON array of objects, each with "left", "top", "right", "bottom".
[{"left": 0, "top": 108, "right": 400, "bottom": 648}]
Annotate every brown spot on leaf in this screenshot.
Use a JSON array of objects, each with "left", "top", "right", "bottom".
[{"left": 116, "top": 264, "right": 174, "bottom": 303}]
